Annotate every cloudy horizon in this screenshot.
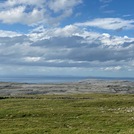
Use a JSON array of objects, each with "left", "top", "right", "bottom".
[{"left": 0, "top": 0, "right": 134, "bottom": 78}]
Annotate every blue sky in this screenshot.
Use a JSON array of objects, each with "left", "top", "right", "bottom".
[{"left": 0, "top": 0, "right": 134, "bottom": 77}]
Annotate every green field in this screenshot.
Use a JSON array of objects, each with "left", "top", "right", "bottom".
[{"left": 0, "top": 94, "right": 134, "bottom": 134}]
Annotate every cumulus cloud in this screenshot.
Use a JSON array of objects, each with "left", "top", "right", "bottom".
[
  {"left": 0, "top": 30, "right": 22, "bottom": 37},
  {"left": 0, "top": 1, "right": 133, "bottom": 77},
  {"left": 48, "top": 0, "right": 82, "bottom": 13},
  {"left": 0, "top": 0, "right": 82, "bottom": 25},
  {"left": 0, "top": 6, "right": 44, "bottom": 25},
  {"left": 0, "top": 25, "right": 133, "bottom": 73},
  {"left": 75, "top": 18, "right": 134, "bottom": 30},
  {"left": 3, "top": 0, "right": 45, "bottom": 7}
]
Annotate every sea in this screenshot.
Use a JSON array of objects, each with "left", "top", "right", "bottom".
[{"left": 0, "top": 76, "right": 134, "bottom": 83}]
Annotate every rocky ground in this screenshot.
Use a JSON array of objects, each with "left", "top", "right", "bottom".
[{"left": 0, "top": 80, "right": 134, "bottom": 96}]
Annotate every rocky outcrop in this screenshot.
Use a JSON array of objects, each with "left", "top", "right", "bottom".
[{"left": 0, "top": 80, "right": 134, "bottom": 96}]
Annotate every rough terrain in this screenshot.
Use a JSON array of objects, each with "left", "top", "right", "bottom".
[{"left": 0, "top": 80, "right": 134, "bottom": 96}]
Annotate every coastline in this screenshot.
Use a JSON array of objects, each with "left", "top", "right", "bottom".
[{"left": 0, "top": 76, "right": 134, "bottom": 84}]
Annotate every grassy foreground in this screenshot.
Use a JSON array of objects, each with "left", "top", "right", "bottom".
[{"left": 0, "top": 94, "right": 134, "bottom": 134}]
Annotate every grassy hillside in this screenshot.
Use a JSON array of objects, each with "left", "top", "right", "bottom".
[{"left": 0, "top": 94, "right": 134, "bottom": 134}]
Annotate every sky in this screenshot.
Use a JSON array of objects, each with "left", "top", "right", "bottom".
[{"left": 0, "top": 0, "right": 134, "bottom": 77}]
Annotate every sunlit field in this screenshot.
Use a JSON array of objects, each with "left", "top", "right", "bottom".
[{"left": 0, "top": 94, "right": 134, "bottom": 134}]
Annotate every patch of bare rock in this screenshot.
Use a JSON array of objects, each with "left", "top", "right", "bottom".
[{"left": 0, "top": 80, "right": 134, "bottom": 97}]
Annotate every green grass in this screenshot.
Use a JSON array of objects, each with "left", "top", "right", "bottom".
[{"left": 0, "top": 94, "right": 134, "bottom": 134}]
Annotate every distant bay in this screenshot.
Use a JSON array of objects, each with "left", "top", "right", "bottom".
[{"left": 0, "top": 76, "right": 134, "bottom": 83}]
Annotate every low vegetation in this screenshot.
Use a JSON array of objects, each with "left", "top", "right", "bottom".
[{"left": 0, "top": 93, "right": 134, "bottom": 134}]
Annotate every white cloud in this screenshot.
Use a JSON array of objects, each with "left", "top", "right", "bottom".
[
  {"left": 50, "top": 25, "right": 80, "bottom": 37},
  {"left": 0, "top": 6, "right": 44, "bottom": 25},
  {"left": 30, "top": 24, "right": 105, "bottom": 42},
  {"left": 100, "top": 33, "right": 134, "bottom": 46},
  {"left": 29, "top": 25, "right": 80, "bottom": 41},
  {"left": 29, "top": 25, "right": 134, "bottom": 47},
  {"left": 0, "top": 23, "right": 134, "bottom": 77},
  {"left": 48, "top": 0, "right": 82, "bottom": 13},
  {"left": 102, "top": 66, "right": 122, "bottom": 71},
  {"left": 0, "top": 6, "right": 26, "bottom": 24},
  {"left": 0, "top": 30, "right": 22, "bottom": 37},
  {"left": 0, "top": 1, "right": 133, "bottom": 77},
  {"left": 24, "top": 57, "right": 41, "bottom": 62},
  {"left": 0, "top": 0, "right": 82, "bottom": 25},
  {"left": 0, "top": 26, "right": 134, "bottom": 70},
  {"left": 75, "top": 18, "right": 134, "bottom": 30},
  {"left": 1, "top": 0, "right": 45, "bottom": 8}
]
